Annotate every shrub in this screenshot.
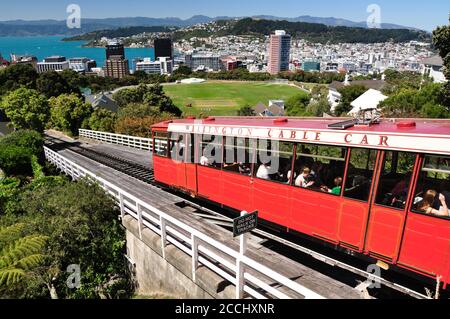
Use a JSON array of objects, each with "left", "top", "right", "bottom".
[{"left": 0, "top": 146, "right": 33, "bottom": 176}]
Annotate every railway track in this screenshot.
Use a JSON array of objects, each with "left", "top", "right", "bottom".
[{"left": 45, "top": 135, "right": 443, "bottom": 300}]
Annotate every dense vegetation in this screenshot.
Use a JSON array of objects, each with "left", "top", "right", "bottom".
[{"left": 0, "top": 130, "right": 132, "bottom": 298}]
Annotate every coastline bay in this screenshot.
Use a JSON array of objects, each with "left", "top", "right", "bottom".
[{"left": 0, "top": 36, "right": 155, "bottom": 67}]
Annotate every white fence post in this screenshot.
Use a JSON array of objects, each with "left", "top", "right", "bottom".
[
  {"left": 191, "top": 234, "right": 198, "bottom": 282},
  {"left": 160, "top": 216, "right": 167, "bottom": 259}
]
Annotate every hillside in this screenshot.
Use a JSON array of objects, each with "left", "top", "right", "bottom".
[
  {"left": 227, "top": 18, "right": 430, "bottom": 43},
  {"left": 63, "top": 26, "right": 176, "bottom": 41}
]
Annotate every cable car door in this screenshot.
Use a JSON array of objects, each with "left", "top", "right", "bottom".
[{"left": 364, "top": 151, "right": 418, "bottom": 262}]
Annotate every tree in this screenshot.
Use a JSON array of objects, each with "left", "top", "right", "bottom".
[
  {"left": 0, "top": 64, "right": 38, "bottom": 94},
  {"left": 0, "top": 130, "right": 44, "bottom": 159},
  {"left": 9, "top": 179, "right": 131, "bottom": 299},
  {"left": 432, "top": 17, "right": 450, "bottom": 106},
  {"left": 0, "top": 224, "right": 48, "bottom": 294},
  {"left": 114, "top": 115, "right": 173, "bottom": 137},
  {"left": 36, "top": 71, "right": 79, "bottom": 98},
  {"left": 237, "top": 105, "right": 255, "bottom": 116},
  {"left": 173, "top": 65, "right": 192, "bottom": 76},
  {"left": 334, "top": 85, "right": 367, "bottom": 116},
  {"left": 49, "top": 94, "right": 93, "bottom": 136},
  {"left": 285, "top": 93, "right": 311, "bottom": 116},
  {"left": 0, "top": 88, "right": 49, "bottom": 132},
  {"left": 86, "top": 108, "right": 117, "bottom": 132},
  {"left": 306, "top": 85, "right": 331, "bottom": 116},
  {"left": 380, "top": 83, "right": 448, "bottom": 118}
]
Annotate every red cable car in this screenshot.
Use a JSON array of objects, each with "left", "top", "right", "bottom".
[{"left": 152, "top": 116, "right": 450, "bottom": 289}]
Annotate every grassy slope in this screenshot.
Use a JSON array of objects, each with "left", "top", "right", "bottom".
[{"left": 163, "top": 81, "right": 306, "bottom": 116}]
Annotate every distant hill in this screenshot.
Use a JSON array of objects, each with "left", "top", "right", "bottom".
[
  {"left": 226, "top": 18, "right": 430, "bottom": 43},
  {"left": 61, "top": 18, "right": 430, "bottom": 45},
  {"left": 0, "top": 15, "right": 425, "bottom": 37},
  {"left": 63, "top": 26, "right": 176, "bottom": 41}
]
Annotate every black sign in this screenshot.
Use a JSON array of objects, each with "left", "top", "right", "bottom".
[{"left": 233, "top": 211, "right": 258, "bottom": 237}]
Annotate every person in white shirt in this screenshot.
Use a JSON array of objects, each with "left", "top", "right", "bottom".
[
  {"left": 256, "top": 163, "right": 272, "bottom": 180},
  {"left": 295, "top": 167, "right": 315, "bottom": 188},
  {"left": 200, "top": 154, "right": 210, "bottom": 166}
]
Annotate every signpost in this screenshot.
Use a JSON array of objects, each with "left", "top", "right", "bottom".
[{"left": 233, "top": 210, "right": 258, "bottom": 299}]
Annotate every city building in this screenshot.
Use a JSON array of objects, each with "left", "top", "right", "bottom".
[
  {"left": 10, "top": 54, "right": 38, "bottom": 68},
  {"left": 268, "top": 30, "right": 291, "bottom": 75},
  {"left": 104, "top": 58, "right": 130, "bottom": 79},
  {"left": 0, "top": 53, "right": 9, "bottom": 68},
  {"left": 106, "top": 42, "right": 125, "bottom": 60},
  {"left": 185, "top": 54, "right": 221, "bottom": 72},
  {"left": 135, "top": 57, "right": 173, "bottom": 75},
  {"left": 154, "top": 38, "right": 173, "bottom": 60},
  {"left": 36, "top": 56, "right": 70, "bottom": 73},
  {"left": 69, "top": 57, "right": 96, "bottom": 73},
  {"left": 104, "top": 41, "right": 129, "bottom": 79},
  {"left": 421, "top": 55, "right": 446, "bottom": 83},
  {"left": 301, "top": 61, "right": 321, "bottom": 72}
]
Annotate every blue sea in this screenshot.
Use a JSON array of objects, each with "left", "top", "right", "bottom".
[{"left": 0, "top": 36, "right": 155, "bottom": 68}]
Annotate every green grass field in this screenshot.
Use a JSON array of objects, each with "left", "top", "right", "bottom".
[{"left": 163, "top": 81, "right": 305, "bottom": 116}]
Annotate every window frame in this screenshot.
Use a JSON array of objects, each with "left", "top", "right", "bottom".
[
  {"left": 291, "top": 142, "right": 348, "bottom": 197},
  {"left": 373, "top": 151, "right": 418, "bottom": 211},
  {"left": 409, "top": 153, "right": 450, "bottom": 221},
  {"left": 153, "top": 130, "right": 169, "bottom": 158},
  {"left": 197, "top": 134, "right": 224, "bottom": 170},
  {"left": 252, "top": 139, "right": 296, "bottom": 186},
  {"left": 222, "top": 137, "right": 254, "bottom": 177},
  {"left": 342, "top": 147, "right": 379, "bottom": 203}
]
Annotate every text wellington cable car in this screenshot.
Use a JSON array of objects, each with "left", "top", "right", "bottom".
[{"left": 151, "top": 116, "right": 450, "bottom": 289}]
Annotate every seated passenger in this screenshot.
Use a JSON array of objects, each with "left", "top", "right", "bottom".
[
  {"left": 322, "top": 177, "right": 343, "bottom": 195},
  {"left": 256, "top": 163, "right": 272, "bottom": 180},
  {"left": 418, "top": 190, "right": 449, "bottom": 217},
  {"left": 295, "top": 167, "right": 315, "bottom": 188},
  {"left": 238, "top": 162, "right": 251, "bottom": 175},
  {"left": 200, "top": 153, "right": 210, "bottom": 166},
  {"left": 391, "top": 173, "right": 411, "bottom": 198}
]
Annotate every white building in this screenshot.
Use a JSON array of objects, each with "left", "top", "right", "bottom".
[
  {"left": 422, "top": 55, "right": 446, "bottom": 83},
  {"left": 135, "top": 57, "right": 173, "bottom": 75},
  {"left": 69, "top": 57, "right": 95, "bottom": 73},
  {"left": 348, "top": 89, "right": 387, "bottom": 115},
  {"left": 36, "top": 56, "right": 69, "bottom": 73}
]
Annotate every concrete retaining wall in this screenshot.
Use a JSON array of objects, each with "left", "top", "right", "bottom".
[{"left": 123, "top": 215, "right": 236, "bottom": 299}]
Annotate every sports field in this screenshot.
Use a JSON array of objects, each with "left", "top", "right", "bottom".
[{"left": 163, "top": 81, "right": 305, "bottom": 116}]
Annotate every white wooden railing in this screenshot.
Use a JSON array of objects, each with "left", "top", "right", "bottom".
[
  {"left": 79, "top": 129, "right": 153, "bottom": 151},
  {"left": 44, "top": 146, "right": 325, "bottom": 300}
]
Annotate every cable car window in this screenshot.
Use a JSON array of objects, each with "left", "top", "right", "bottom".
[
  {"left": 253, "top": 140, "right": 294, "bottom": 183},
  {"left": 223, "top": 137, "right": 254, "bottom": 176},
  {"left": 153, "top": 131, "right": 169, "bottom": 157},
  {"left": 375, "top": 152, "right": 416, "bottom": 209},
  {"left": 198, "top": 134, "right": 223, "bottom": 169},
  {"left": 293, "top": 144, "right": 347, "bottom": 195},
  {"left": 344, "top": 148, "right": 377, "bottom": 202},
  {"left": 411, "top": 155, "right": 450, "bottom": 219},
  {"left": 169, "top": 133, "right": 185, "bottom": 162}
]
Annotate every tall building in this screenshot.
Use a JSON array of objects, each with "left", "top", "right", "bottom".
[
  {"left": 106, "top": 42, "right": 125, "bottom": 60},
  {"left": 104, "top": 41, "right": 129, "bottom": 79},
  {"left": 154, "top": 38, "right": 173, "bottom": 60},
  {"left": 104, "top": 57, "right": 129, "bottom": 79},
  {"left": 36, "top": 56, "right": 70, "bottom": 73},
  {"left": 268, "top": 30, "right": 291, "bottom": 75}
]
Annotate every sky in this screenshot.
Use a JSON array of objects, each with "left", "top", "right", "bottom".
[{"left": 0, "top": 0, "right": 448, "bottom": 31}]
